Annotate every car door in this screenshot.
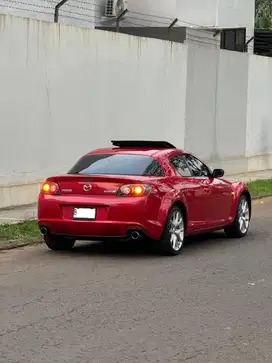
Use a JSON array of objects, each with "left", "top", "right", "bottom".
[
  {"left": 208, "top": 176, "right": 233, "bottom": 223},
  {"left": 185, "top": 154, "right": 233, "bottom": 224},
  {"left": 170, "top": 154, "right": 211, "bottom": 230}
]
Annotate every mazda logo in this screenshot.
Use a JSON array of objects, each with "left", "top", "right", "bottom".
[{"left": 83, "top": 184, "right": 92, "bottom": 192}]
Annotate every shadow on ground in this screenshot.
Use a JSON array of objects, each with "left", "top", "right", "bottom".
[{"left": 45, "top": 230, "right": 256, "bottom": 260}]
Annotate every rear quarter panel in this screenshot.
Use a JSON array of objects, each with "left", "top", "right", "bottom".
[
  {"left": 230, "top": 181, "right": 251, "bottom": 218},
  {"left": 153, "top": 177, "right": 188, "bottom": 233}
]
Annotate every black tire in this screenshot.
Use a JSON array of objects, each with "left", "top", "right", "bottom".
[
  {"left": 224, "top": 195, "right": 250, "bottom": 238},
  {"left": 44, "top": 235, "right": 75, "bottom": 251},
  {"left": 160, "top": 206, "right": 185, "bottom": 256}
]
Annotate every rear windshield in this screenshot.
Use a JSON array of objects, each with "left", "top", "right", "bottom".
[{"left": 68, "top": 153, "right": 164, "bottom": 176}]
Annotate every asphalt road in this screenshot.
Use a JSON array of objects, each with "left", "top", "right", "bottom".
[{"left": 1, "top": 198, "right": 272, "bottom": 363}]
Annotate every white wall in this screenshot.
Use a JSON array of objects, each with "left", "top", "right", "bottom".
[
  {"left": 176, "top": 0, "right": 218, "bottom": 27},
  {"left": 217, "top": 0, "right": 255, "bottom": 36},
  {"left": 0, "top": 0, "right": 54, "bottom": 22},
  {"left": 176, "top": 0, "right": 255, "bottom": 53},
  {"left": 246, "top": 55, "right": 272, "bottom": 171},
  {"left": 0, "top": 14, "right": 187, "bottom": 184},
  {"left": 1, "top": 14, "right": 272, "bottom": 208},
  {"left": 215, "top": 50, "right": 249, "bottom": 160},
  {"left": 184, "top": 44, "right": 249, "bottom": 170},
  {"left": 124, "top": 0, "right": 177, "bottom": 19},
  {"left": 184, "top": 44, "right": 218, "bottom": 160}
]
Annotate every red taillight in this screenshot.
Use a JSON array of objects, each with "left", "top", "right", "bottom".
[
  {"left": 41, "top": 181, "right": 60, "bottom": 195},
  {"left": 117, "top": 184, "right": 151, "bottom": 197}
]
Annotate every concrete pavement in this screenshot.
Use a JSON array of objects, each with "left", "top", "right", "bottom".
[
  {"left": 0, "top": 169, "right": 271, "bottom": 225},
  {"left": 225, "top": 168, "right": 272, "bottom": 182},
  {"left": 0, "top": 204, "right": 37, "bottom": 225},
  {"left": 0, "top": 197, "right": 272, "bottom": 362}
]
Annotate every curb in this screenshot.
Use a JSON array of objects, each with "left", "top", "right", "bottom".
[
  {"left": 252, "top": 194, "right": 272, "bottom": 200},
  {"left": 0, "top": 202, "right": 37, "bottom": 213},
  {"left": 0, "top": 238, "right": 42, "bottom": 251}
]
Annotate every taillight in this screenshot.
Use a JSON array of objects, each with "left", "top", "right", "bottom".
[
  {"left": 41, "top": 181, "right": 60, "bottom": 195},
  {"left": 117, "top": 184, "right": 151, "bottom": 197}
]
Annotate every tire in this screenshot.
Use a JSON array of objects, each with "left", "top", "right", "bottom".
[
  {"left": 44, "top": 234, "right": 75, "bottom": 251},
  {"left": 224, "top": 195, "right": 250, "bottom": 238},
  {"left": 160, "top": 206, "right": 185, "bottom": 256}
]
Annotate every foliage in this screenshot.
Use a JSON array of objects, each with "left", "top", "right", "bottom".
[
  {"left": 0, "top": 220, "right": 40, "bottom": 240},
  {"left": 247, "top": 179, "right": 272, "bottom": 198},
  {"left": 256, "top": 0, "right": 272, "bottom": 29}
]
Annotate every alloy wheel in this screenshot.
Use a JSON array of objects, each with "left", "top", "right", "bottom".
[
  {"left": 238, "top": 198, "right": 250, "bottom": 234},
  {"left": 169, "top": 210, "right": 184, "bottom": 251}
]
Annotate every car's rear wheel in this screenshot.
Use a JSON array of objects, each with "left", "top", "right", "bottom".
[
  {"left": 160, "top": 206, "right": 185, "bottom": 256},
  {"left": 224, "top": 195, "right": 250, "bottom": 238},
  {"left": 44, "top": 235, "right": 75, "bottom": 251}
]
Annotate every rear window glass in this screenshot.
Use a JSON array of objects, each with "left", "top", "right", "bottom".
[{"left": 68, "top": 154, "right": 165, "bottom": 176}]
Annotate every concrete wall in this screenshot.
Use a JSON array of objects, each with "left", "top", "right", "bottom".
[
  {"left": 184, "top": 45, "right": 250, "bottom": 166},
  {"left": 217, "top": 0, "right": 255, "bottom": 38},
  {"left": 0, "top": 14, "right": 188, "bottom": 207},
  {"left": 176, "top": 0, "right": 255, "bottom": 51},
  {"left": 184, "top": 43, "right": 263, "bottom": 174},
  {"left": 184, "top": 44, "right": 218, "bottom": 161},
  {"left": 0, "top": 14, "right": 272, "bottom": 208},
  {"left": 246, "top": 54, "right": 272, "bottom": 171}
]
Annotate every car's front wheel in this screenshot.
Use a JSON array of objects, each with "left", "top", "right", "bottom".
[
  {"left": 224, "top": 195, "right": 250, "bottom": 238},
  {"left": 44, "top": 235, "right": 75, "bottom": 251},
  {"left": 160, "top": 206, "right": 185, "bottom": 256}
]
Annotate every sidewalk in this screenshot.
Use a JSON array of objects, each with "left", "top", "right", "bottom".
[
  {"left": 0, "top": 204, "right": 37, "bottom": 225},
  {"left": 0, "top": 169, "right": 271, "bottom": 225},
  {"left": 224, "top": 169, "right": 272, "bottom": 182}
]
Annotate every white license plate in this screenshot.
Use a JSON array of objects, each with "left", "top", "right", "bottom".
[{"left": 73, "top": 208, "right": 96, "bottom": 220}]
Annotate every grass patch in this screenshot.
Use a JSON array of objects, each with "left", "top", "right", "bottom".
[
  {"left": 247, "top": 179, "right": 272, "bottom": 198},
  {"left": 0, "top": 220, "right": 41, "bottom": 241}
]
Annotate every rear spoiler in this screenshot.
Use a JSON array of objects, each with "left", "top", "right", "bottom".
[{"left": 111, "top": 140, "right": 176, "bottom": 149}]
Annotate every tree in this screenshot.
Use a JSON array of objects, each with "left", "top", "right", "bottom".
[{"left": 255, "top": 0, "right": 272, "bottom": 28}]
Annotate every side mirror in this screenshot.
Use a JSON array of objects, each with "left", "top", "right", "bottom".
[{"left": 212, "top": 169, "right": 224, "bottom": 178}]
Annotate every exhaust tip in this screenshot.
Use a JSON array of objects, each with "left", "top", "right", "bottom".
[
  {"left": 40, "top": 227, "right": 48, "bottom": 236},
  {"left": 131, "top": 231, "right": 141, "bottom": 240}
]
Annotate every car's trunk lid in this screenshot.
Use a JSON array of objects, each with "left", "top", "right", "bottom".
[{"left": 47, "top": 174, "right": 157, "bottom": 196}]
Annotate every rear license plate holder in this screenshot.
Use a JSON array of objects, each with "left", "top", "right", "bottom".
[{"left": 73, "top": 208, "right": 96, "bottom": 220}]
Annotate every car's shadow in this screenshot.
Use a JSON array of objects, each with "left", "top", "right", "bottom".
[{"left": 52, "top": 230, "right": 255, "bottom": 259}]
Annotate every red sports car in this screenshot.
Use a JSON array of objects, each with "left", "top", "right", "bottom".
[{"left": 38, "top": 140, "right": 251, "bottom": 255}]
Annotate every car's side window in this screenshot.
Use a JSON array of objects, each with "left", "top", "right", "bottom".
[
  {"left": 144, "top": 160, "right": 165, "bottom": 177},
  {"left": 185, "top": 155, "right": 210, "bottom": 177},
  {"left": 170, "top": 154, "right": 192, "bottom": 177}
]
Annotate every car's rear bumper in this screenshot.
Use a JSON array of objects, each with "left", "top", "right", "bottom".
[
  {"left": 38, "top": 194, "right": 163, "bottom": 240},
  {"left": 38, "top": 219, "right": 154, "bottom": 241}
]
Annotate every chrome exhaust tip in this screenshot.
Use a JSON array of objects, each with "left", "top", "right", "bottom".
[
  {"left": 131, "top": 231, "right": 141, "bottom": 240},
  {"left": 40, "top": 227, "right": 48, "bottom": 236}
]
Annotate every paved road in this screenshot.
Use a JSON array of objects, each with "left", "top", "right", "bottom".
[{"left": 1, "top": 198, "right": 272, "bottom": 363}]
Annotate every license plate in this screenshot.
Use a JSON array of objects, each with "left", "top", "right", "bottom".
[{"left": 73, "top": 208, "right": 96, "bottom": 220}]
